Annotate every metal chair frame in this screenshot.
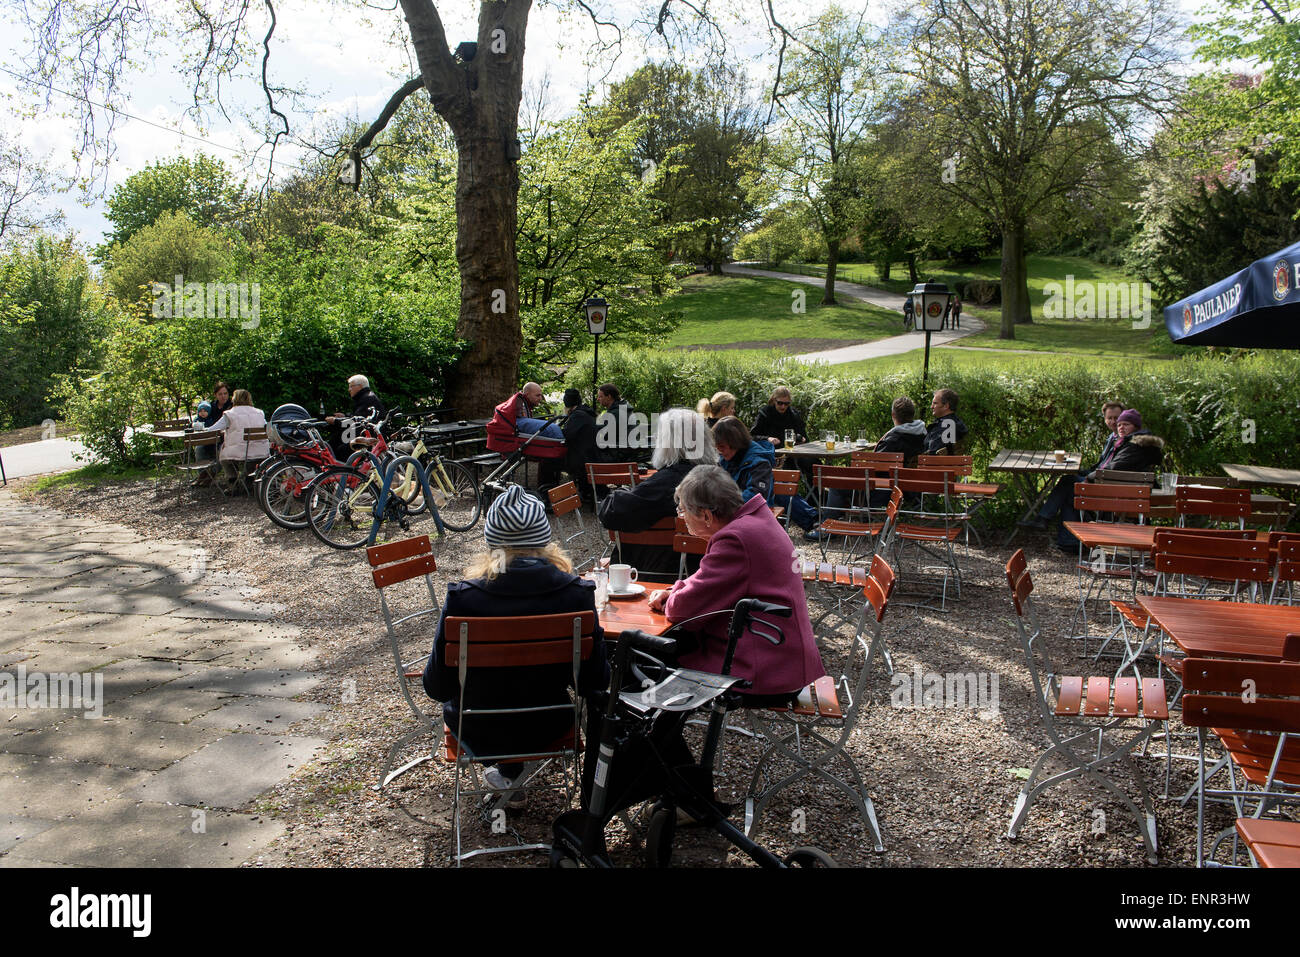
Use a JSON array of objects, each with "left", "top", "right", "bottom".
[
  {"left": 1006, "top": 550, "right": 1166, "bottom": 863},
  {"left": 366, "top": 536, "right": 442, "bottom": 790},
  {"left": 740, "top": 554, "right": 897, "bottom": 853}
]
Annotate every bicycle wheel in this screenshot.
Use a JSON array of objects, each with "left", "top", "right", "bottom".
[
  {"left": 426, "top": 458, "right": 481, "bottom": 532},
  {"left": 260, "top": 461, "right": 320, "bottom": 530},
  {"left": 305, "top": 467, "right": 379, "bottom": 550}
]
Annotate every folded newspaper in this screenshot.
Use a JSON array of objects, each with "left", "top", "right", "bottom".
[{"left": 619, "top": 668, "right": 744, "bottom": 713}]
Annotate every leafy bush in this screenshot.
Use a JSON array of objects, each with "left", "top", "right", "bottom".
[{"left": 565, "top": 346, "right": 1300, "bottom": 526}]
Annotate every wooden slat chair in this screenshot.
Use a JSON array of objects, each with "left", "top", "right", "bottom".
[
  {"left": 1234, "top": 818, "right": 1300, "bottom": 868},
  {"left": 366, "top": 536, "right": 441, "bottom": 790},
  {"left": 171, "top": 431, "right": 221, "bottom": 505},
  {"left": 1066, "top": 483, "right": 1154, "bottom": 653},
  {"left": 607, "top": 515, "right": 676, "bottom": 571},
  {"left": 1005, "top": 549, "right": 1167, "bottom": 863},
  {"left": 672, "top": 516, "right": 708, "bottom": 581},
  {"left": 547, "top": 482, "right": 602, "bottom": 572},
  {"left": 149, "top": 417, "right": 198, "bottom": 494},
  {"left": 1181, "top": 656, "right": 1300, "bottom": 867},
  {"left": 1249, "top": 497, "right": 1297, "bottom": 531},
  {"left": 153, "top": 417, "right": 191, "bottom": 431},
  {"left": 1270, "top": 539, "right": 1300, "bottom": 605},
  {"left": 916, "top": 453, "right": 972, "bottom": 476},
  {"left": 812, "top": 464, "right": 879, "bottom": 562},
  {"left": 890, "top": 467, "right": 965, "bottom": 610},
  {"left": 1176, "top": 485, "right": 1251, "bottom": 530},
  {"left": 770, "top": 468, "right": 801, "bottom": 528},
  {"left": 849, "top": 449, "right": 903, "bottom": 470},
  {"left": 442, "top": 610, "right": 595, "bottom": 865},
  {"left": 587, "top": 462, "right": 638, "bottom": 499},
  {"left": 740, "top": 554, "right": 897, "bottom": 852},
  {"left": 1094, "top": 468, "right": 1157, "bottom": 486},
  {"left": 223, "top": 426, "right": 268, "bottom": 497}
]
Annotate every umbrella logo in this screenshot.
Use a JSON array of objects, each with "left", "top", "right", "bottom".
[
  {"left": 1182, "top": 305, "right": 1193, "bottom": 334},
  {"left": 1274, "top": 260, "right": 1291, "bottom": 301}
]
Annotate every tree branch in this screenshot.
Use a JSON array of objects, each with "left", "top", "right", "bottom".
[{"left": 397, "top": 0, "right": 470, "bottom": 130}]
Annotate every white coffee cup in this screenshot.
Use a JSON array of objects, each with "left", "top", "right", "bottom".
[
  {"left": 609, "top": 564, "right": 638, "bottom": 593},
  {"left": 1053, "top": 449, "right": 1066, "bottom": 463}
]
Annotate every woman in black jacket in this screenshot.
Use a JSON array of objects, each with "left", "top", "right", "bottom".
[
  {"left": 751, "top": 386, "right": 808, "bottom": 448},
  {"left": 1084, "top": 409, "right": 1165, "bottom": 480},
  {"left": 424, "top": 486, "right": 608, "bottom": 798},
  {"left": 597, "top": 408, "right": 716, "bottom": 583}
]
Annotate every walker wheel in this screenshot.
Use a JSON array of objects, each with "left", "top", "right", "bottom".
[
  {"left": 785, "top": 846, "right": 838, "bottom": 868},
  {"left": 645, "top": 804, "right": 676, "bottom": 868}
]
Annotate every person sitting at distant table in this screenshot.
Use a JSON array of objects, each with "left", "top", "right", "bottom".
[
  {"left": 507, "top": 381, "right": 564, "bottom": 440},
  {"left": 825, "top": 396, "right": 928, "bottom": 516},
  {"left": 204, "top": 389, "right": 271, "bottom": 492},
  {"left": 924, "top": 387, "right": 968, "bottom": 456},
  {"left": 751, "top": 386, "right": 808, "bottom": 448},
  {"left": 1031, "top": 400, "right": 1122, "bottom": 547},
  {"left": 597, "top": 408, "right": 714, "bottom": 583},
  {"left": 698, "top": 391, "right": 737, "bottom": 430},
  {"left": 713, "top": 415, "right": 824, "bottom": 541}
]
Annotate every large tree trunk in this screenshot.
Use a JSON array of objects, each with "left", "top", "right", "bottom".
[
  {"left": 999, "top": 223, "right": 1032, "bottom": 338},
  {"left": 823, "top": 238, "right": 839, "bottom": 305},
  {"left": 401, "top": 0, "right": 532, "bottom": 417}
]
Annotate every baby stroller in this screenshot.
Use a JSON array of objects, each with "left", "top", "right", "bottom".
[
  {"left": 482, "top": 393, "right": 568, "bottom": 496},
  {"left": 550, "top": 598, "right": 837, "bottom": 868}
]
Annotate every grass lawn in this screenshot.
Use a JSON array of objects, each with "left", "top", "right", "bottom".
[
  {"left": 667, "top": 273, "right": 900, "bottom": 349},
  {"left": 28, "top": 463, "right": 152, "bottom": 494},
  {"left": 823, "top": 348, "right": 1176, "bottom": 378}
]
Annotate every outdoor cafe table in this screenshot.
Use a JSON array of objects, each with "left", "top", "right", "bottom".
[
  {"left": 1136, "top": 596, "right": 1300, "bottom": 662},
  {"left": 597, "top": 592, "right": 670, "bottom": 638},
  {"left": 418, "top": 417, "right": 490, "bottom": 458},
  {"left": 990, "top": 449, "right": 1083, "bottom": 545},
  {"left": 1219, "top": 463, "right": 1300, "bottom": 492}
]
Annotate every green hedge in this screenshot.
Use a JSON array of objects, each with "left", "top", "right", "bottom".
[{"left": 565, "top": 346, "right": 1300, "bottom": 525}]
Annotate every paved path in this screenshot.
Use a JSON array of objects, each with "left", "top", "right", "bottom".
[
  {"left": 2, "top": 437, "right": 90, "bottom": 480},
  {"left": 0, "top": 491, "right": 325, "bottom": 866},
  {"left": 721, "top": 264, "right": 987, "bottom": 364}
]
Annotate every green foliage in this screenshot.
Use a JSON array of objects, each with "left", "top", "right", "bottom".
[
  {"left": 104, "top": 210, "right": 245, "bottom": 307},
  {"left": 1128, "top": 152, "right": 1300, "bottom": 305},
  {"left": 0, "top": 235, "right": 113, "bottom": 428},
  {"left": 100, "top": 153, "right": 249, "bottom": 251},
  {"left": 734, "top": 204, "right": 826, "bottom": 263},
  {"left": 1189, "top": 1, "right": 1300, "bottom": 192},
  {"left": 564, "top": 346, "right": 1300, "bottom": 526}
]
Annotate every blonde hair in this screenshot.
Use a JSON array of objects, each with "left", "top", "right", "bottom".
[
  {"left": 232, "top": 388, "right": 253, "bottom": 406},
  {"left": 710, "top": 391, "right": 737, "bottom": 415},
  {"left": 695, "top": 398, "right": 713, "bottom": 417},
  {"left": 464, "top": 542, "right": 573, "bottom": 582}
]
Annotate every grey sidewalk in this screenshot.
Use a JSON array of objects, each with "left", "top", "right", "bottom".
[
  {"left": 0, "top": 492, "right": 326, "bottom": 866},
  {"left": 721, "top": 264, "right": 986, "bottom": 364},
  {"left": 2, "top": 437, "right": 90, "bottom": 480}
]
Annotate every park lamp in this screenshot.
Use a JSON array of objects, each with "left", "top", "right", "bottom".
[
  {"left": 909, "top": 281, "right": 953, "bottom": 332},
  {"left": 584, "top": 296, "right": 609, "bottom": 335}
]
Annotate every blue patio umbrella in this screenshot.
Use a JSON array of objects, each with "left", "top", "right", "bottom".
[{"left": 1163, "top": 239, "right": 1300, "bottom": 348}]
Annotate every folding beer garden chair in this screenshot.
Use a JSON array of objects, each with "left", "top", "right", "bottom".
[
  {"left": 812, "top": 463, "right": 880, "bottom": 563},
  {"left": 442, "top": 610, "right": 596, "bottom": 865},
  {"left": 1270, "top": 538, "right": 1300, "bottom": 605},
  {"left": 740, "top": 555, "right": 897, "bottom": 853},
  {"left": 366, "top": 536, "right": 441, "bottom": 790},
  {"left": 547, "top": 481, "right": 603, "bottom": 572},
  {"left": 1066, "top": 482, "right": 1153, "bottom": 657},
  {"left": 888, "top": 467, "right": 967, "bottom": 611},
  {"left": 1181, "top": 656, "right": 1300, "bottom": 867},
  {"left": 586, "top": 462, "right": 638, "bottom": 499},
  {"left": 1176, "top": 485, "right": 1251, "bottom": 531},
  {"left": 770, "top": 468, "right": 801, "bottom": 529},
  {"left": 1005, "top": 550, "right": 1167, "bottom": 863}
]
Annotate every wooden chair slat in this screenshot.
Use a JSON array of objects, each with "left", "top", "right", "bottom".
[
  {"left": 444, "top": 611, "right": 595, "bottom": 643},
  {"left": 371, "top": 553, "right": 437, "bottom": 588},
  {"left": 1056, "top": 676, "right": 1083, "bottom": 715},
  {"left": 1084, "top": 677, "right": 1111, "bottom": 716},
  {"left": 367, "top": 535, "right": 433, "bottom": 567},
  {"left": 1140, "top": 679, "right": 1169, "bottom": 720},
  {"left": 1112, "top": 677, "right": 1139, "bottom": 716}
]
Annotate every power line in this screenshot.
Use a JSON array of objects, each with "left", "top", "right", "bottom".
[{"left": 0, "top": 64, "right": 311, "bottom": 174}]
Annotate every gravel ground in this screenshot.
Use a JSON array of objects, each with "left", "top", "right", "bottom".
[{"left": 15, "top": 473, "right": 1247, "bottom": 868}]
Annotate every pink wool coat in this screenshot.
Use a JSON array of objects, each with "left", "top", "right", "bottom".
[{"left": 664, "top": 494, "right": 824, "bottom": 696}]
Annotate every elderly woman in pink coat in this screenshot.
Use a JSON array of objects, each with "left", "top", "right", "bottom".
[{"left": 647, "top": 465, "right": 823, "bottom": 699}]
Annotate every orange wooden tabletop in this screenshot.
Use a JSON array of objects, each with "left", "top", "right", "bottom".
[
  {"left": 1137, "top": 596, "right": 1300, "bottom": 661},
  {"left": 597, "top": 593, "right": 670, "bottom": 638},
  {"left": 1062, "top": 522, "right": 1157, "bottom": 551}
]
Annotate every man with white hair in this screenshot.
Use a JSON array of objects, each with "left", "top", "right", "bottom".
[
  {"left": 597, "top": 407, "right": 715, "bottom": 582},
  {"left": 326, "top": 374, "right": 387, "bottom": 458}
]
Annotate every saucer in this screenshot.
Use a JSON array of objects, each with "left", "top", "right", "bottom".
[{"left": 607, "top": 583, "right": 646, "bottom": 599}]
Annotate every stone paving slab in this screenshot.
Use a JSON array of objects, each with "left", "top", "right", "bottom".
[
  {"left": 0, "top": 489, "right": 327, "bottom": 866},
  {"left": 6, "top": 717, "right": 222, "bottom": 771},
  {"left": 128, "top": 733, "right": 325, "bottom": 809},
  {"left": 2, "top": 800, "right": 285, "bottom": 867},
  {"left": 0, "top": 814, "right": 57, "bottom": 854},
  {"left": 0, "top": 752, "right": 149, "bottom": 818},
  {"left": 192, "top": 696, "right": 329, "bottom": 734},
  {"left": 178, "top": 667, "right": 320, "bottom": 699}
]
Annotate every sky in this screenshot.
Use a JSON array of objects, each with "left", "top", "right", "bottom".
[{"left": 0, "top": 0, "right": 1220, "bottom": 248}]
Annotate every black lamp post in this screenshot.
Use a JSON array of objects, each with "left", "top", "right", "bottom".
[
  {"left": 584, "top": 296, "right": 608, "bottom": 409},
  {"left": 909, "top": 280, "right": 954, "bottom": 387}
]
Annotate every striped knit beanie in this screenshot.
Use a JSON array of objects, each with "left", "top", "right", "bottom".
[{"left": 483, "top": 485, "right": 552, "bottom": 549}]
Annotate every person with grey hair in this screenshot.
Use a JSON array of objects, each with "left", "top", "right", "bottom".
[
  {"left": 325, "top": 374, "right": 386, "bottom": 458},
  {"left": 423, "top": 485, "right": 608, "bottom": 805},
  {"left": 597, "top": 408, "right": 715, "bottom": 583},
  {"left": 645, "top": 465, "right": 823, "bottom": 699}
]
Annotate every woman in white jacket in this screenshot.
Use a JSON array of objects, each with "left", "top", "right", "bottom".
[{"left": 206, "top": 389, "right": 270, "bottom": 491}]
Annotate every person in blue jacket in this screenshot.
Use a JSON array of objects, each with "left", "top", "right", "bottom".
[
  {"left": 423, "top": 485, "right": 609, "bottom": 802},
  {"left": 711, "top": 416, "right": 824, "bottom": 540}
]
